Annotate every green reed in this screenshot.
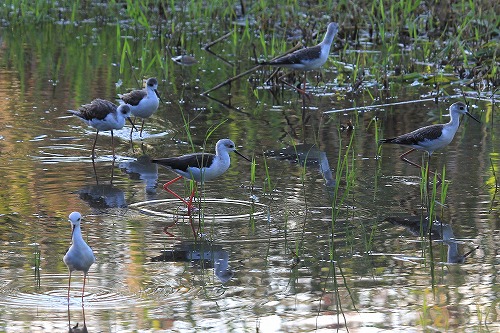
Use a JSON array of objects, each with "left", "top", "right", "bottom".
[
  {"left": 418, "top": 157, "right": 451, "bottom": 287},
  {"left": 2, "top": 0, "right": 498, "bottom": 91},
  {"left": 322, "top": 126, "right": 358, "bottom": 320},
  {"left": 33, "top": 245, "right": 41, "bottom": 289},
  {"left": 489, "top": 157, "right": 499, "bottom": 212},
  {"left": 261, "top": 154, "right": 274, "bottom": 195},
  {"left": 249, "top": 156, "right": 257, "bottom": 192},
  {"left": 331, "top": 128, "right": 356, "bottom": 226}
]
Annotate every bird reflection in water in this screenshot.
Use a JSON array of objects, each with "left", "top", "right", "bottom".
[
  {"left": 78, "top": 184, "right": 127, "bottom": 210},
  {"left": 151, "top": 241, "right": 233, "bottom": 284},
  {"left": 265, "top": 143, "right": 335, "bottom": 187},
  {"left": 119, "top": 155, "right": 158, "bottom": 195},
  {"left": 385, "top": 214, "right": 478, "bottom": 263}
]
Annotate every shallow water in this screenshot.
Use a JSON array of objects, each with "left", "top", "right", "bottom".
[{"left": 0, "top": 11, "right": 499, "bottom": 333}]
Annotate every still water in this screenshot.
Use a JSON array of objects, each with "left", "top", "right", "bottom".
[{"left": 0, "top": 17, "right": 498, "bottom": 333}]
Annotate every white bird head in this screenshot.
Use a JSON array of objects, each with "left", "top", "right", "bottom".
[
  {"left": 117, "top": 104, "right": 132, "bottom": 117},
  {"left": 69, "top": 211, "right": 82, "bottom": 227}
]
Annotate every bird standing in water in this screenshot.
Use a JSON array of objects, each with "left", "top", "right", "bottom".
[
  {"left": 151, "top": 139, "right": 250, "bottom": 211},
  {"left": 261, "top": 22, "right": 339, "bottom": 95},
  {"left": 63, "top": 212, "right": 95, "bottom": 303},
  {"left": 69, "top": 99, "right": 136, "bottom": 159},
  {"left": 380, "top": 101, "right": 480, "bottom": 183},
  {"left": 118, "top": 77, "right": 160, "bottom": 138}
]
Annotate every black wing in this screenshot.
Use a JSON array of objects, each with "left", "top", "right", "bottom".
[
  {"left": 380, "top": 124, "right": 443, "bottom": 145},
  {"left": 152, "top": 153, "right": 215, "bottom": 172},
  {"left": 267, "top": 45, "right": 322, "bottom": 66}
]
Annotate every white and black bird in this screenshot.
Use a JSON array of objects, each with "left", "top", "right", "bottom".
[
  {"left": 63, "top": 212, "right": 95, "bottom": 303},
  {"left": 151, "top": 139, "right": 250, "bottom": 210},
  {"left": 261, "top": 22, "right": 339, "bottom": 94},
  {"left": 380, "top": 102, "right": 480, "bottom": 182},
  {"left": 69, "top": 98, "right": 136, "bottom": 158},
  {"left": 118, "top": 77, "right": 160, "bottom": 137}
]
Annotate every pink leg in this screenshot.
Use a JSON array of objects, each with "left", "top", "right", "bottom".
[
  {"left": 399, "top": 149, "right": 422, "bottom": 168},
  {"left": 111, "top": 130, "right": 115, "bottom": 160},
  {"left": 92, "top": 131, "right": 99, "bottom": 159},
  {"left": 400, "top": 149, "right": 442, "bottom": 185},
  {"left": 67, "top": 271, "right": 72, "bottom": 304},
  {"left": 129, "top": 118, "right": 135, "bottom": 145},
  {"left": 139, "top": 119, "right": 145, "bottom": 137},
  {"left": 278, "top": 74, "right": 309, "bottom": 98},
  {"left": 82, "top": 273, "right": 87, "bottom": 302}
]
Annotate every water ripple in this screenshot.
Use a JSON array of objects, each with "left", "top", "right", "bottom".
[
  {"left": 129, "top": 198, "right": 269, "bottom": 219},
  {"left": 0, "top": 275, "right": 152, "bottom": 310}
]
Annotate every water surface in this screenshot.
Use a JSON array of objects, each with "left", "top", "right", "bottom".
[{"left": 0, "top": 8, "right": 498, "bottom": 333}]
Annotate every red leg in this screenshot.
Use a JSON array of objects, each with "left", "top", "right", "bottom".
[
  {"left": 188, "top": 214, "right": 197, "bottom": 240},
  {"left": 163, "top": 224, "right": 176, "bottom": 238},
  {"left": 162, "top": 177, "right": 199, "bottom": 238},
  {"left": 426, "top": 154, "right": 442, "bottom": 187},
  {"left": 163, "top": 176, "right": 195, "bottom": 210}
]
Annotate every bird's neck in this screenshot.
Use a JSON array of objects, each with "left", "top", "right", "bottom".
[
  {"left": 447, "top": 110, "right": 461, "bottom": 129},
  {"left": 147, "top": 87, "right": 156, "bottom": 98},
  {"left": 216, "top": 148, "right": 228, "bottom": 158},
  {"left": 72, "top": 225, "right": 85, "bottom": 245},
  {"left": 321, "top": 29, "right": 335, "bottom": 47}
]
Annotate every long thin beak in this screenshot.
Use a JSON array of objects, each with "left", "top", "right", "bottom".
[
  {"left": 70, "top": 224, "right": 75, "bottom": 239},
  {"left": 463, "top": 245, "right": 480, "bottom": 259},
  {"left": 466, "top": 111, "right": 480, "bottom": 123},
  {"left": 127, "top": 117, "right": 138, "bottom": 131},
  {"left": 154, "top": 89, "right": 163, "bottom": 103},
  {"left": 234, "top": 150, "right": 251, "bottom": 162}
]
